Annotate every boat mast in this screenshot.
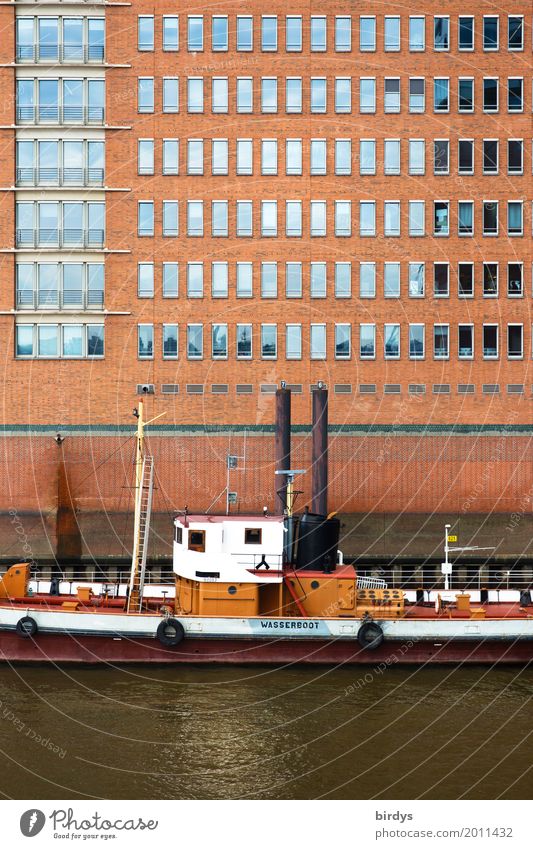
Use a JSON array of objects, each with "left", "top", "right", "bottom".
[{"left": 127, "top": 400, "right": 165, "bottom": 613}]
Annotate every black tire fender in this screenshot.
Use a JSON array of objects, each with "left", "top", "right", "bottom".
[
  {"left": 357, "top": 620, "right": 384, "bottom": 650},
  {"left": 16, "top": 616, "right": 38, "bottom": 638},
  {"left": 156, "top": 618, "right": 185, "bottom": 647}
]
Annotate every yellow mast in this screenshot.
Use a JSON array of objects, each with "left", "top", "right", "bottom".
[{"left": 127, "top": 400, "right": 165, "bottom": 613}]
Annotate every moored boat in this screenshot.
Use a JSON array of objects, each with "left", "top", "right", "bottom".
[{"left": 0, "top": 392, "right": 531, "bottom": 665}]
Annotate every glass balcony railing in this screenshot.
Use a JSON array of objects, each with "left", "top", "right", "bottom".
[
  {"left": 16, "top": 106, "right": 105, "bottom": 125},
  {"left": 16, "top": 167, "right": 105, "bottom": 186},
  {"left": 16, "top": 229, "right": 105, "bottom": 248},
  {"left": 16, "top": 44, "right": 105, "bottom": 63}
]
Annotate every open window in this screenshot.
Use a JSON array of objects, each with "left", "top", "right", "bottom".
[
  {"left": 188, "top": 530, "right": 206, "bottom": 552},
  {"left": 245, "top": 528, "right": 262, "bottom": 545}
]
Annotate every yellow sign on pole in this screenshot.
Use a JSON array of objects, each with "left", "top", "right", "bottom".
[{"left": 447, "top": 535, "right": 457, "bottom": 543}]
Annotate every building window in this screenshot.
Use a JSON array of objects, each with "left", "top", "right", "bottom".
[
  {"left": 237, "top": 201, "right": 252, "bottom": 237},
  {"left": 483, "top": 78, "right": 498, "bottom": 112},
  {"left": 187, "top": 139, "right": 203, "bottom": 175},
  {"left": 458, "top": 140, "right": 473, "bottom": 174},
  {"left": 508, "top": 325, "right": 523, "bottom": 359},
  {"left": 409, "top": 78, "right": 425, "bottom": 112},
  {"left": 359, "top": 201, "right": 375, "bottom": 236},
  {"left": 384, "top": 139, "right": 400, "bottom": 174},
  {"left": 384, "top": 263, "right": 400, "bottom": 297},
  {"left": 162, "top": 78, "right": 179, "bottom": 113},
  {"left": 409, "top": 17, "right": 425, "bottom": 51},
  {"left": 335, "top": 78, "right": 351, "bottom": 113},
  {"left": 211, "top": 262, "right": 228, "bottom": 297},
  {"left": 384, "top": 17, "right": 400, "bottom": 51},
  {"left": 434, "top": 201, "right": 449, "bottom": 236},
  {"left": 409, "top": 324, "right": 424, "bottom": 359},
  {"left": 483, "top": 325, "right": 498, "bottom": 359},
  {"left": 286, "top": 262, "right": 302, "bottom": 297},
  {"left": 187, "top": 324, "right": 203, "bottom": 359},
  {"left": 187, "top": 263, "right": 203, "bottom": 297},
  {"left": 237, "top": 324, "right": 252, "bottom": 359},
  {"left": 360, "top": 17, "right": 375, "bottom": 51},
  {"left": 138, "top": 16, "right": 154, "bottom": 52},
  {"left": 409, "top": 262, "right": 425, "bottom": 297},
  {"left": 138, "top": 324, "right": 153, "bottom": 359},
  {"left": 508, "top": 263, "right": 523, "bottom": 297},
  {"left": 360, "top": 140, "right": 376, "bottom": 175},
  {"left": 286, "top": 78, "right": 302, "bottom": 113},
  {"left": 236, "top": 263, "right": 253, "bottom": 298},
  {"left": 286, "top": 16, "right": 302, "bottom": 52},
  {"left": 16, "top": 323, "right": 104, "bottom": 359},
  {"left": 434, "top": 16, "right": 449, "bottom": 50},
  {"left": 138, "top": 139, "right": 154, "bottom": 175},
  {"left": 163, "top": 139, "right": 179, "bottom": 175},
  {"left": 434, "top": 78, "right": 449, "bottom": 112},
  {"left": 434, "top": 140, "right": 449, "bottom": 174},
  {"left": 163, "top": 16, "right": 179, "bottom": 51},
  {"left": 310, "top": 201, "right": 327, "bottom": 236},
  {"left": 212, "top": 77, "right": 228, "bottom": 113},
  {"left": 458, "top": 16, "right": 474, "bottom": 50},
  {"left": 261, "top": 325, "right": 277, "bottom": 359},
  {"left": 286, "top": 324, "right": 302, "bottom": 359},
  {"left": 458, "top": 78, "right": 474, "bottom": 112},
  {"left": 434, "top": 325, "right": 449, "bottom": 359},
  {"left": 409, "top": 140, "right": 425, "bottom": 175},
  {"left": 310, "top": 324, "right": 326, "bottom": 360},
  {"left": 310, "top": 78, "right": 327, "bottom": 113},
  {"left": 508, "top": 78, "right": 523, "bottom": 112},
  {"left": 187, "top": 200, "right": 204, "bottom": 236},
  {"left": 335, "top": 16, "right": 351, "bottom": 52},
  {"left": 137, "top": 201, "right": 153, "bottom": 237},
  {"left": 335, "top": 139, "right": 351, "bottom": 175},
  {"left": 187, "top": 16, "right": 203, "bottom": 51},
  {"left": 508, "top": 16, "right": 523, "bottom": 50},
  {"left": 212, "top": 323, "right": 228, "bottom": 359},
  {"left": 311, "top": 263, "right": 327, "bottom": 298},
  {"left": 236, "top": 78, "right": 253, "bottom": 113},
  {"left": 360, "top": 324, "right": 375, "bottom": 359},
  {"left": 483, "top": 201, "right": 498, "bottom": 235},
  {"left": 163, "top": 263, "right": 178, "bottom": 298},
  {"left": 458, "top": 201, "right": 474, "bottom": 236},
  {"left": 138, "top": 78, "right": 154, "bottom": 113},
  {"left": 335, "top": 201, "right": 351, "bottom": 236},
  {"left": 508, "top": 140, "right": 523, "bottom": 174},
  {"left": 310, "top": 17, "right": 327, "bottom": 52},
  {"left": 262, "top": 16, "right": 277, "bottom": 51},
  {"left": 409, "top": 201, "right": 425, "bottom": 236},
  {"left": 359, "top": 78, "right": 376, "bottom": 113},
  {"left": 483, "top": 16, "right": 499, "bottom": 50},
  {"left": 507, "top": 201, "right": 523, "bottom": 236},
  {"left": 138, "top": 263, "right": 154, "bottom": 298},
  {"left": 286, "top": 139, "right": 302, "bottom": 175},
  {"left": 384, "top": 324, "right": 400, "bottom": 358},
  {"left": 212, "top": 139, "right": 228, "bottom": 175},
  {"left": 212, "top": 201, "right": 228, "bottom": 237},
  {"left": 212, "top": 16, "right": 228, "bottom": 51},
  {"left": 483, "top": 263, "right": 498, "bottom": 297},
  {"left": 261, "top": 262, "right": 277, "bottom": 298},
  {"left": 187, "top": 78, "right": 204, "bottom": 113},
  {"left": 384, "top": 201, "right": 400, "bottom": 236},
  {"left": 335, "top": 324, "right": 351, "bottom": 359},
  {"left": 163, "top": 201, "right": 178, "bottom": 237},
  {"left": 483, "top": 140, "right": 498, "bottom": 174},
  {"left": 261, "top": 200, "right": 277, "bottom": 237},
  {"left": 163, "top": 324, "right": 178, "bottom": 359},
  {"left": 261, "top": 78, "right": 278, "bottom": 113},
  {"left": 360, "top": 263, "right": 375, "bottom": 297},
  {"left": 459, "top": 325, "right": 474, "bottom": 358},
  {"left": 237, "top": 139, "right": 253, "bottom": 175},
  {"left": 237, "top": 17, "right": 253, "bottom": 51},
  {"left": 335, "top": 263, "right": 351, "bottom": 298},
  {"left": 384, "top": 78, "right": 400, "bottom": 113},
  {"left": 434, "top": 264, "right": 449, "bottom": 297},
  {"left": 458, "top": 264, "right": 474, "bottom": 297}
]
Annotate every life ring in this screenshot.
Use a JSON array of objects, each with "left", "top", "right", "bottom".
[
  {"left": 16, "top": 616, "right": 38, "bottom": 638},
  {"left": 357, "top": 620, "right": 384, "bottom": 650},
  {"left": 156, "top": 618, "right": 185, "bottom": 647}
]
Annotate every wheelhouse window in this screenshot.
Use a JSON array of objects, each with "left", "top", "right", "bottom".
[
  {"left": 245, "top": 528, "right": 262, "bottom": 545},
  {"left": 188, "top": 530, "right": 205, "bottom": 552}
]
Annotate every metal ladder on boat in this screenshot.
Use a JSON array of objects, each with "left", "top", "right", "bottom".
[{"left": 127, "top": 455, "right": 154, "bottom": 613}]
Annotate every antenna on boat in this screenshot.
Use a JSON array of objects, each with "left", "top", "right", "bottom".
[
  {"left": 275, "top": 469, "right": 306, "bottom": 517},
  {"left": 442, "top": 523, "right": 495, "bottom": 591},
  {"left": 127, "top": 399, "right": 166, "bottom": 613}
]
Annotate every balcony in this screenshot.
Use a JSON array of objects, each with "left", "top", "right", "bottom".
[
  {"left": 16, "top": 289, "right": 104, "bottom": 310},
  {"left": 16, "top": 44, "right": 105, "bottom": 64},
  {"left": 16, "top": 229, "right": 105, "bottom": 249},
  {"left": 16, "top": 106, "right": 105, "bottom": 125},
  {"left": 16, "top": 168, "right": 105, "bottom": 187}
]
